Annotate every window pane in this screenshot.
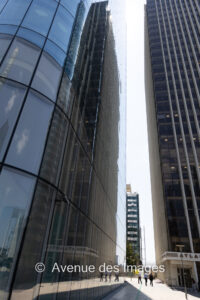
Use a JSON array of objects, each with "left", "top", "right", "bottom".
[
  {"left": 44, "top": 39, "right": 65, "bottom": 66},
  {"left": 31, "top": 52, "right": 62, "bottom": 101},
  {"left": 39, "top": 108, "right": 69, "bottom": 185},
  {"left": 17, "top": 28, "right": 45, "bottom": 48},
  {"left": 48, "top": 5, "right": 74, "bottom": 52},
  {"left": 0, "top": 0, "right": 8, "bottom": 13},
  {"left": 22, "top": 0, "right": 57, "bottom": 37},
  {"left": 0, "top": 34, "right": 12, "bottom": 62},
  {"left": 6, "top": 91, "right": 54, "bottom": 174},
  {"left": 38, "top": 200, "right": 68, "bottom": 298},
  {"left": 0, "top": 168, "right": 35, "bottom": 300},
  {"left": 0, "top": 37, "right": 41, "bottom": 85},
  {"left": 10, "top": 181, "right": 56, "bottom": 300},
  {"left": 0, "top": 0, "right": 31, "bottom": 25},
  {"left": 60, "top": 0, "right": 80, "bottom": 16},
  {"left": 57, "top": 72, "right": 75, "bottom": 116},
  {"left": 0, "top": 79, "right": 26, "bottom": 161},
  {"left": 0, "top": 24, "right": 17, "bottom": 35}
]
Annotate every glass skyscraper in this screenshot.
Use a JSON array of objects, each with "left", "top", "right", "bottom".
[
  {"left": 0, "top": 0, "right": 126, "bottom": 299},
  {"left": 145, "top": 0, "right": 200, "bottom": 288},
  {"left": 126, "top": 185, "right": 140, "bottom": 260}
]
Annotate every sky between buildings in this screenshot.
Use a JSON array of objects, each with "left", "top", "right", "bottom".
[{"left": 126, "top": 0, "right": 156, "bottom": 264}]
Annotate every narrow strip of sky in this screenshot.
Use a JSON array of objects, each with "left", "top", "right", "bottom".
[{"left": 126, "top": 0, "right": 155, "bottom": 264}]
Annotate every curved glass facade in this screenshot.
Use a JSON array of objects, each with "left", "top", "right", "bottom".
[{"left": 0, "top": 1, "right": 126, "bottom": 299}]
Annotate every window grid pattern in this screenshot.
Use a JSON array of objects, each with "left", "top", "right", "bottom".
[
  {"left": 0, "top": 1, "right": 126, "bottom": 300},
  {"left": 146, "top": 0, "right": 200, "bottom": 273},
  {"left": 126, "top": 194, "right": 140, "bottom": 256}
]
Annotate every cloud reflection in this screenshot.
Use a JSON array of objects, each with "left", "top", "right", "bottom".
[
  {"left": 5, "top": 93, "right": 16, "bottom": 113},
  {"left": 16, "top": 129, "right": 29, "bottom": 154}
]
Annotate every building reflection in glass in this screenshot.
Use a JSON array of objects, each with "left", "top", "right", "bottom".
[{"left": 0, "top": 0, "right": 126, "bottom": 299}]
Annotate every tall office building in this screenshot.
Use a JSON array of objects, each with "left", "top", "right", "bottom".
[
  {"left": 0, "top": 1, "right": 126, "bottom": 299},
  {"left": 145, "top": 0, "right": 200, "bottom": 287},
  {"left": 126, "top": 185, "right": 140, "bottom": 260}
]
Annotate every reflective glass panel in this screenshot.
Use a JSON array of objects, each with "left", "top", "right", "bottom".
[
  {"left": 17, "top": 28, "right": 45, "bottom": 48},
  {"left": 57, "top": 72, "right": 75, "bottom": 116},
  {"left": 31, "top": 52, "right": 62, "bottom": 101},
  {"left": 0, "top": 37, "right": 41, "bottom": 85},
  {"left": 0, "top": 168, "right": 35, "bottom": 300},
  {"left": 64, "top": 1, "right": 85, "bottom": 79},
  {"left": 48, "top": 5, "right": 74, "bottom": 52},
  {"left": 0, "top": 79, "right": 26, "bottom": 161},
  {"left": 0, "top": 24, "right": 17, "bottom": 35},
  {"left": 0, "top": 0, "right": 7, "bottom": 13},
  {"left": 22, "top": 0, "right": 57, "bottom": 37},
  {"left": 44, "top": 39, "right": 65, "bottom": 66},
  {"left": 60, "top": 0, "right": 80, "bottom": 16},
  {"left": 38, "top": 200, "right": 68, "bottom": 299},
  {"left": 0, "top": 0, "right": 31, "bottom": 25},
  {"left": 39, "top": 108, "right": 69, "bottom": 185},
  {"left": 6, "top": 91, "right": 54, "bottom": 174},
  {"left": 0, "top": 34, "right": 12, "bottom": 62},
  {"left": 10, "top": 181, "right": 56, "bottom": 300}
]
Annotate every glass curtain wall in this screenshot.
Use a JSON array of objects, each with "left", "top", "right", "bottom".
[{"left": 0, "top": 1, "right": 126, "bottom": 299}]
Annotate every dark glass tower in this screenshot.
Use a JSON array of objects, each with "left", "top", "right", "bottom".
[
  {"left": 145, "top": 0, "right": 200, "bottom": 287},
  {"left": 0, "top": 1, "right": 126, "bottom": 299}
]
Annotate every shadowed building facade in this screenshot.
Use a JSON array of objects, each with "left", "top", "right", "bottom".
[
  {"left": 0, "top": 0, "right": 126, "bottom": 299},
  {"left": 145, "top": 0, "right": 200, "bottom": 288}
]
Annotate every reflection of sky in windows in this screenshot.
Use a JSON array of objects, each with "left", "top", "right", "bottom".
[
  {"left": 22, "top": 0, "right": 57, "bottom": 36},
  {"left": 0, "top": 80, "right": 26, "bottom": 161},
  {"left": 35, "top": 9, "right": 48, "bottom": 17},
  {"left": 0, "top": 0, "right": 8, "bottom": 13},
  {"left": 0, "top": 168, "right": 35, "bottom": 247},
  {"left": 32, "top": 52, "right": 63, "bottom": 101},
  {"left": 48, "top": 5, "right": 74, "bottom": 52},
  {"left": 0, "top": 0, "right": 31, "bottom": 25},
  {"left": 16, "top": 129, "right": 30, "bottom": 154},
  {"left": 17, "top": 28, "right": 45, "bottom": 48},
  {"left": 60, "top": 0, "right": 80, "bottom": 16},
  {"left": 5, "top": 91, "right": 53, "bottom": 174},
  {"left": 5, "top": 92, "right": 16, "bottom": 113},
  {"left": 0, "top": 35, "right": 12, "bottom": 62},
  {"left": 0, "top": 0, "right": 89, "bottom": 78},
  {"left": 0, "top": 38, "right": 41, "bottom": 85}
]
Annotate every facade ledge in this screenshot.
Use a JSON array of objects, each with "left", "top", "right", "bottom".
[{"left": 161, "top": 251, "right": 200, "bottom": 262}]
